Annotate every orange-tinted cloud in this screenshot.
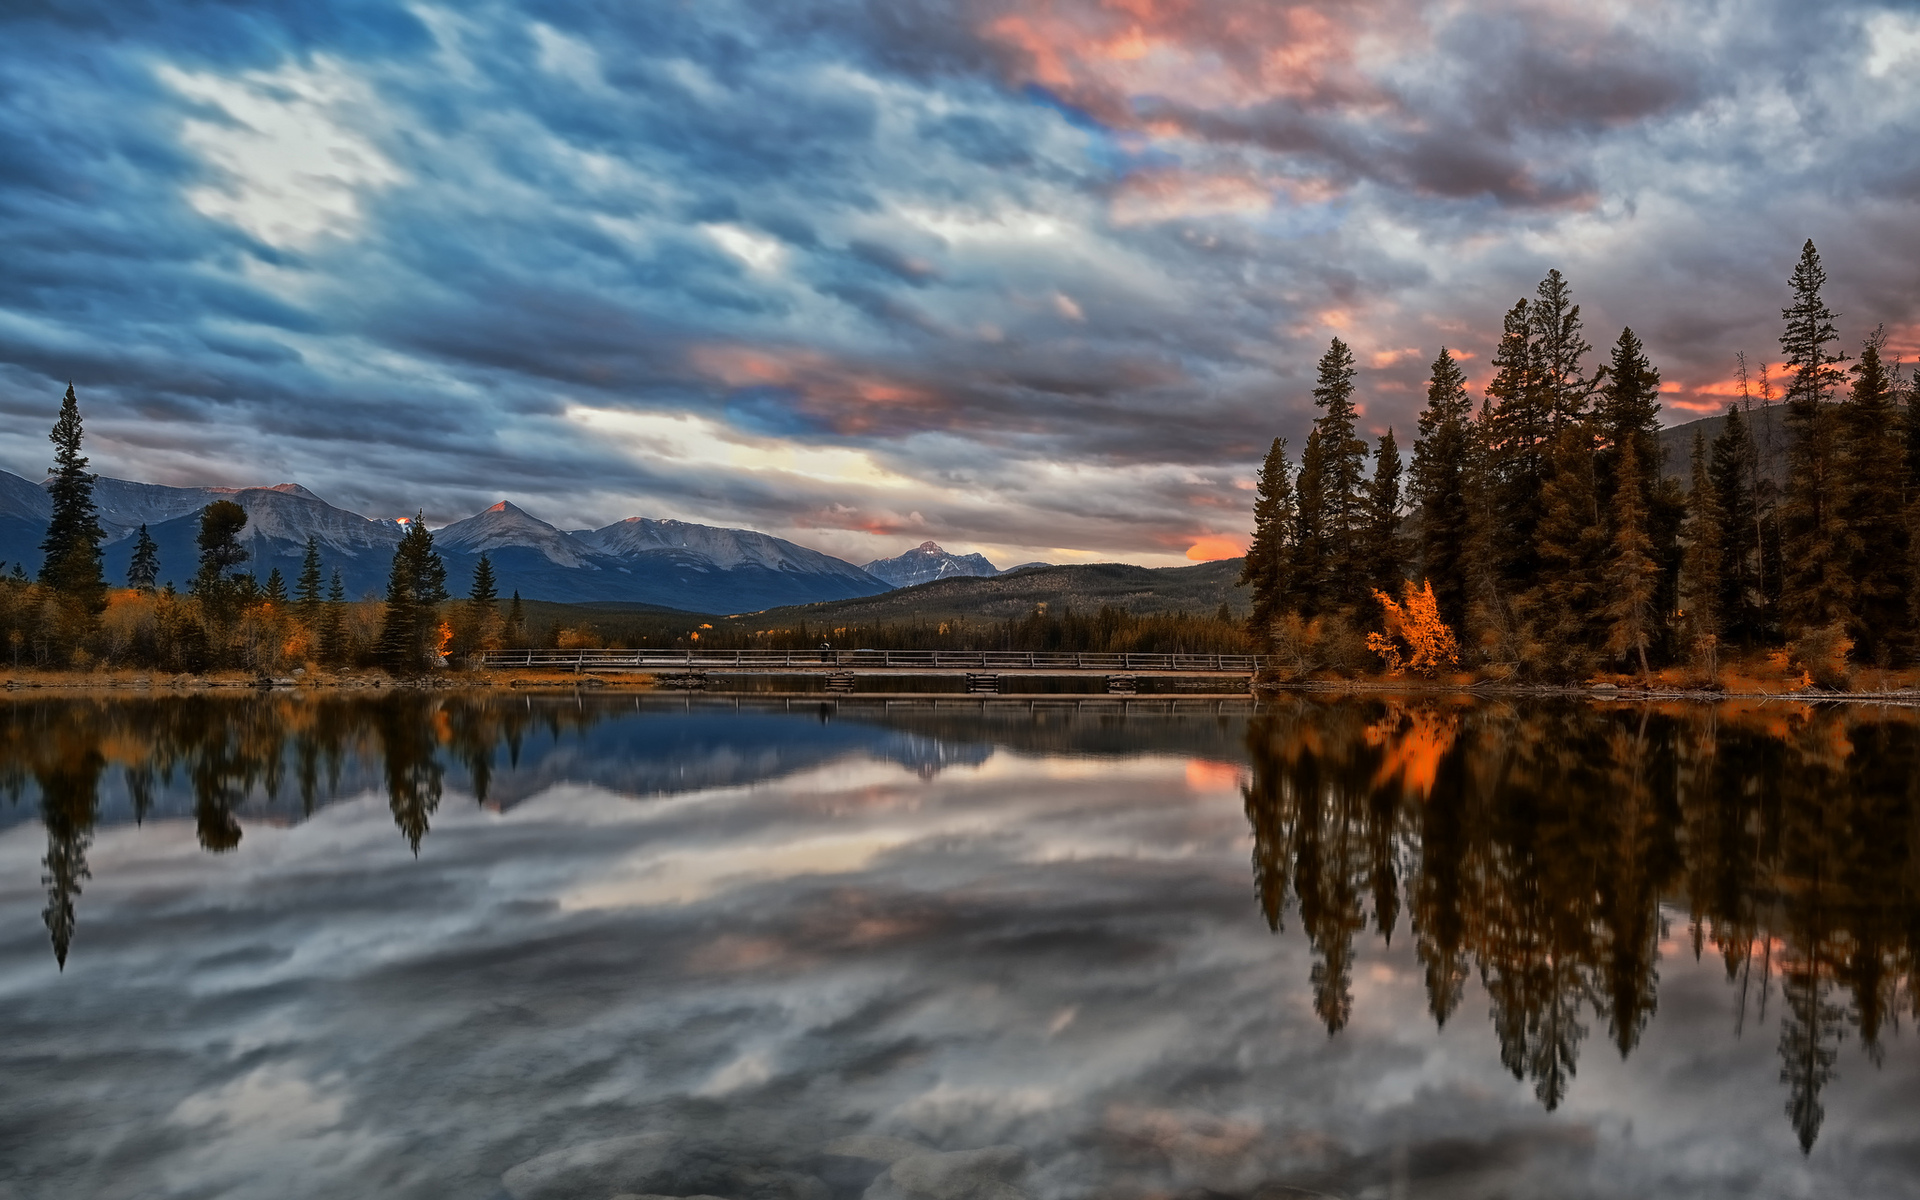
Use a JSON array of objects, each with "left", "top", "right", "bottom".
[
  {"left": 1186, "top": 535, "right": 1242, "bottom": 560},
  {"left": 687, "top": 343, "right": 950, "bottom": 434},
  {"left": 982, "top": 1, "right": 1401, "bottom": 121},
  {"left": 1110, "top": 167, "right": 1277, "bottom": 224}
]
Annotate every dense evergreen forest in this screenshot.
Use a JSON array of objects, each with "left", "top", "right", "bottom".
[{"left": 1242, "top": 241, "right": 1920, "bottom": 685}]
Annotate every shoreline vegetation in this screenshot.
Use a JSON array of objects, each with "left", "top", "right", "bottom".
[
  {"left": 1239, "top": 241, "right": 1920, "bottom": 699},
  {"left": 12, "top": 239, "right": 1920, "bottom": 706}
]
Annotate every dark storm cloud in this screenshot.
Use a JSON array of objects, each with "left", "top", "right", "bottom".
[{"left": 0, "top": 0, "right": 1914, "bottom": 564}]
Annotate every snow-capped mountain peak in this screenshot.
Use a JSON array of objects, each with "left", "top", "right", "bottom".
[
  {"left": 432, "top": 501, "right": 594, "bottom": 568},
  {"left": 861, "top": 541, "right": 1000, "bottom": 588}
]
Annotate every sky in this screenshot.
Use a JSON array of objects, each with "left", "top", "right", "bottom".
[{"left": 3, "top": 1, "right": 1920, "bottom": 568}]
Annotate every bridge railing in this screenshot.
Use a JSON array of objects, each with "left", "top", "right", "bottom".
[{"left": 471, "top": 648, "right": 1265, "bottom": 672}]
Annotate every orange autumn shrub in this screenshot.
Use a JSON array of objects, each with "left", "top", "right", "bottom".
[{"left": 1366, "top": 580, "right": 1460, "bottom": 678}]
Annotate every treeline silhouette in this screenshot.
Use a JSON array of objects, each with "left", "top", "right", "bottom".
[
  {"left": 554, "top": 603, "right": 1254, "bottom": 657},
  {"left": 1245, "top": 695, "right": 1920, "bottom": 1152},
  {"left": 14, "top": 692, "right": 609, "bottom": 967},
  {"left": 1242, "top": 241, "right": 1920, "bottom": 683}
]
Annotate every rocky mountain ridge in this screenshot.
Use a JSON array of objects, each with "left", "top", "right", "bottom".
[
  {"left": 862, "top": 540, "right": 1002, "bottom": 587},
  {"left": 0, "top": 471, "right": 890, "bottom": 613}
]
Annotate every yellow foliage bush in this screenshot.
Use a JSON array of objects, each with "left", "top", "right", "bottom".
[{"left": 1366, "top": 580, "right": 1461, "bottom": 678}]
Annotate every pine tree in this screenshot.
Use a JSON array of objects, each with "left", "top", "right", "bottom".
[
  {"left": 192, "top": 501, "right": 249, "bottom": 588},
  {"left": 1778, "top": 241, "right": 1851, "bottom": 636},
  {"left": 1906, "top": 364, "right": 1920, "bottom": 499},
  {"left": 378, "top": 514, "right": 449, "bottom": 673},
  {"left": 126, "top": 525, "right": 159, "bottom": 593},
  {"left": 1531, "top": 269, "right": 1594, "bottom": 429},
  {"left": 1410, "top": 348, "right": 1475, "bottom": 631},
  {"left": 320, "top": 570, "right": 347, "bottom": 664},
  {"left": 263, "top": 567, "right": 287, "bottom": 605},
  {"left": 469, "top": 552, "right": 498, "bottom": 609},
  {"left": 38, "top": 384, "right": 108, "bottom": 613},
  {"left": 1310, "top": 338, "right": 1372, "bottom": 609},
  {"left": 294, "top": 537, "right": 324, "bottom": 631},
  {"left": 1289, "top": 428, "right": 1330, "bottom": 616},
  {"left": 1464, "top": 398, "right": 1518, "bottom": 660},
  {"left": 1682, "top": 429, "right": 1726, "bottom": 654},
  {"left": 1596, "top": 327, "right": 1684, "bottom": 659},
  {"left": 1529, "top": 422, "right": 1607, "bottom": 675},
  {"left": 1485, "top": 299, "right": 1551, "bottom": 593},
  {"left": 1604, "top": 441, "right": 1660, "bottom": 680},
  {"left": 1362, "top": 429, "right": 1404, "bottom": 597},
  {"left": 1710, "top": 403, "right": 1763, "bottom": 644},
  {"left": 1841, "top": 334, "right": 1914, "bottom": 665},
  {"left": 1238, "top": 438, "right": 1296, "bottom": 643},
  {"left": 506, "top": 590, "right": 526, "bottom": 643},
  {"left": 191, "top": 500, "right": 252, "bottom": 627},
  {"left": 465, "top": 552, "right": 501, "bottom": 657},
  {"left": 1595, "top": 328, "right": 1663, "bottom": 503}
]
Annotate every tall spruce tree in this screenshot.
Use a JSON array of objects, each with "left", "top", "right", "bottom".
[
  {"left": 1709, "top": 403, "right": 1764, "bottom": 643},
  {"left": 378, "top": 514, "right": 449, "bottom": 673},
  {"left": 320, "top": 570, "right": 347, "bottom": 664},
  {"left": 1309, "top": 338, "right": 1372, "bottom": 609},
  {"left": 1596, "top": 327, "right": 1684, "bottom": 657},
  {"left": 294, "top": 537, "right": 325, "bottom": 630},
  {"left": 506, "top": 590, "right": 526, "bottom": 643},
  {"left": 1485, "top": 299, "right": 1551, "bottom": 594},
  {"left": 1410, "top": 348, "right": 1475, "bottom": 631},
  {"left": 1238, "top": 438, "right": 1296, "bottom": 643},
  {"left": 1778, "top": 240, "right": 1851, "bottom": 636},
  {"left": 1289, "top": 428, "right": 1330, "bottom": 616},
  {"left": 466, "top": 553, "right": 501, "bottom": 656},
  {"left": 1682, "top": 429, "right": 1726, "bottom": 650},
  {"left": 469, "top": 553, "right": 498, "bottom": 610},
  {"left": 1362, "top": 429, "right": 1405, "bottom": 597},
  {"left": 1527, "top": 422, "right": 1607, "bottom": 676},
  {"left": 126, "top": 525, "right": 159, "bottom": 593},
  {"left": 1595, "top": 328, "right": 1663, "bottom": 504},
  {"left": 39, "top": 384, "right": 107, "bottom": 612},
  {"left": 1841, "top": 334, "right": 1914, "bottom": 664},
  {"left": 1603, "top": 440, "right": 1659, "bottom": 679},
  {"left": 1906, "top": 364, "right": 1920, "bottom": 498},
  {"left": 1530, "top": 269, "right": 1594, "bottom": 429},
  {"left": 1464, "top": 397, "right": 1518, "bottom": 659}
]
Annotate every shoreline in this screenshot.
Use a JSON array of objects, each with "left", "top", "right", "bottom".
[
  {"left": 0, "top": 667, "right": 1915, "bottom": 706},
  {"left": 1256, "top": 678, "right": 1920, "bottom": 706}
]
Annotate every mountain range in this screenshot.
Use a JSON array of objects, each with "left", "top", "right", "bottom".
[{"left": 0, "top": 471, "right": 902, "bottom": 614}]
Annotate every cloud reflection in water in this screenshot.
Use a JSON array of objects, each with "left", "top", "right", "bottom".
[{"left": 0, "top": 695, "right": 1916, "bottom": 1198}]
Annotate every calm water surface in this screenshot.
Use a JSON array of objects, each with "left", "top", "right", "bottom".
[{"left": 1, "top": 693, "right": 1918, "bottom": 1199}]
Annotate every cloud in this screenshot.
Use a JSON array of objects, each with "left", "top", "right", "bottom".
[{"left": 0, "top": 0, "right": 1914, "bottom": 567}]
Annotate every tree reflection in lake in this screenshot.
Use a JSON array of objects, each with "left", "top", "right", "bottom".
[
  {"left": 1244, "top": 696, "right": 1920, "bottom": 1152},
  {"left": 0, "top": 693, "right": 622, "bottom": 964},
  {"left": 5, "top": 694, "right": 1206, "bottom": 966},
  {"left": 11, "top": 690, "right": 1919, "bottom": 1164}
]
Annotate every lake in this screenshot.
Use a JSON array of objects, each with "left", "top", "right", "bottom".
[{"left": 1, "top": 692, "right": 1917, "bottom": 1199}]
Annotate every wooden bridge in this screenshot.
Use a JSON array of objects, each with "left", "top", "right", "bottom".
[
  {"left": 474, "top": 648, "right": 1263, "bottom": 672},
  {"left": 471, "top": 648, "right": 1262, "bottom": 696}
]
